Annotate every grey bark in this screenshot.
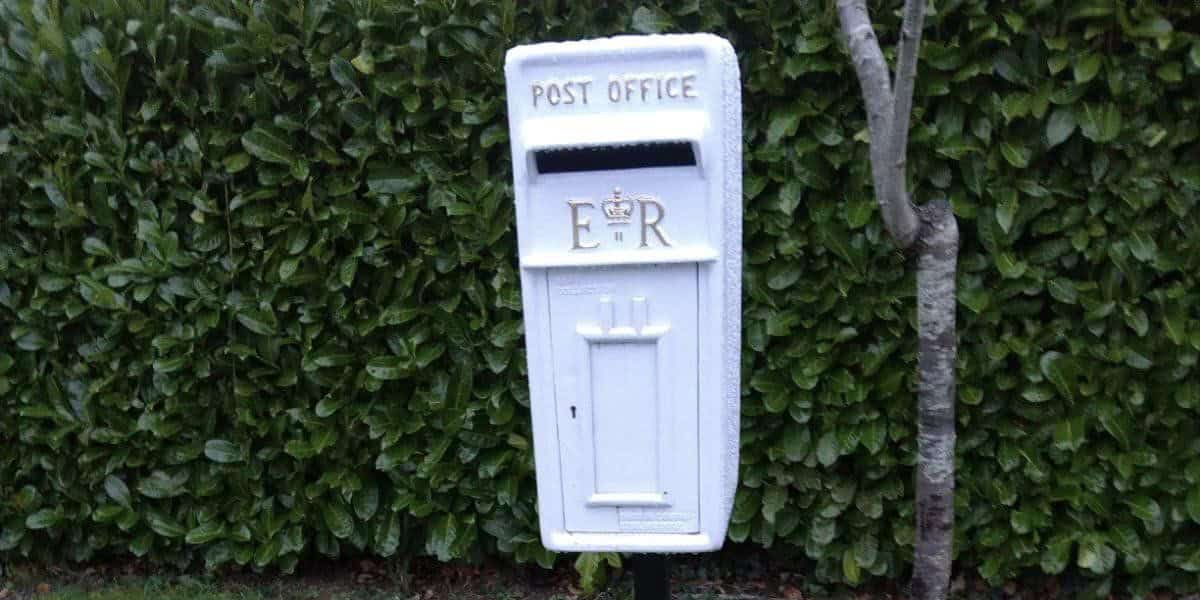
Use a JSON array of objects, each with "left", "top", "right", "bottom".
[
  {"left": 912, "top": 201, "right": 958, "bottom": 600},
  {"left": 836, "top": 1, "right": 959, "bottom": 599},
  {"left": 836, "top": 0, "right": 920, "bottom": 248},
  {"left": 888, "top": 0, "right": 925, "bottom": 216}
]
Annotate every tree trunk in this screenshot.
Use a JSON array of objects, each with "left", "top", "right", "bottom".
[
  {"left": 911, "top": 200, "right": 958, "bottom": 599},
  {"left": 836, "top": 2, "right": 959, "bottom": 597}
]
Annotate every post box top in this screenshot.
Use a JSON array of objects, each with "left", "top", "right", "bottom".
[
  {"left": 505, "top": 33, "right": 734, "bottom": 69},
  {"left": 503, "top": 33, "right": 741, "bottom": 270},
  {"left": 504, "top": 33, "right": 737, "bottom": 152}
]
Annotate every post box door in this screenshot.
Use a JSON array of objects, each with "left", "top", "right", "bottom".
[{"left": 547, "top": 263, "right": 700, "bottom": 534}]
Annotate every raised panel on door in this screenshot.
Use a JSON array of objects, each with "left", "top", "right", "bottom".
[{"left": 546, "top": 263, "right": 700, "bottom": 534}]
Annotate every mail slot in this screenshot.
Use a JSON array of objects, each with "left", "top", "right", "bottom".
[{"left": 504, "top": 34, "right": 742, "bottom": 553}]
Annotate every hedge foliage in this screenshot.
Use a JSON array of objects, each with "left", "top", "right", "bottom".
[{"left": 1, "top": 0, "right": 1199, "bottom": 595}]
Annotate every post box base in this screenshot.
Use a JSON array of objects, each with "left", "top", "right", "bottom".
[{"left": 541, "top": 530, "right": 725, "bottom": 553}]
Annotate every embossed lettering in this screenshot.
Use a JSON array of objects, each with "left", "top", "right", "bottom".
[
  {"left": 568, "top": 200, "right": 599, "bottom": 250},
  {"left": 639, "top": 78, "right": 653, "bottom": 101},
  {"left": 638, "top": 199, "right": 672, "bottom": 247},
  {"left": 605, "top": 72, "right": 699, "bottom": 104},
  {"left": 665, "top": 77, "right": 678, "bottom": 98},
  {"left": 538, "top": 74, "right": 696, "bottom": 107},
  {"left": 681, "top": 74, "right": 697, "bottom": 98},
  {"left": 531, "top": 78, "right": 592, "bottom": 108}
]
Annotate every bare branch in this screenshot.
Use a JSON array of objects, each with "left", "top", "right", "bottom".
[
  {"left": 837, "top": 0, "right": 920, "bottom": 248},
  {"left": 889, "top": 0, "right": 926, "bottom": 220}
]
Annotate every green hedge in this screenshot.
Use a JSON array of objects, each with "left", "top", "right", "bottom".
[{"left": 2, "top": 0, "right": 1199, "bottom": 595}]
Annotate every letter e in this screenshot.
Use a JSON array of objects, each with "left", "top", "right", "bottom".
[{"left": 569, "top": 200, "right": 599, "bottom": 249}]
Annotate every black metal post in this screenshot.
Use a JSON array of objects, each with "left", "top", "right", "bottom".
[{"left": 631, "top": 554, "right": 670, "bottom": 600}]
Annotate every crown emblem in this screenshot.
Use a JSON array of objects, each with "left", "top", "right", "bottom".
[{"left": 603, "top": 187, "right": 633, "bottom": 225}]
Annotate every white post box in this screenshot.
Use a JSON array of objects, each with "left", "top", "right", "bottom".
[{"left": 504, "top": 34, "right": 741, "bottom": 553}]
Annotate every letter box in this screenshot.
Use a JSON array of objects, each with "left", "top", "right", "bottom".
[{"left": 504, "top": 34, "right": 742, "bottom": 552}]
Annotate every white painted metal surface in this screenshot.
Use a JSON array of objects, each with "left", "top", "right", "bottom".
[{"left": 505, "top": 34, "right": 742, "bottom": 553}]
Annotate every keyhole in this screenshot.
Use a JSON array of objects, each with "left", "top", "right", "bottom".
[{"left": 570, "top": 406, "right": 577, "bottom": 419}]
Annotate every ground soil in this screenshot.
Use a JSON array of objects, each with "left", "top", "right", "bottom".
[{"left": 1, "top": 550, "right": 1195, "bottom": 600}]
